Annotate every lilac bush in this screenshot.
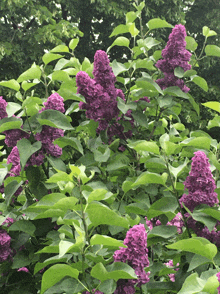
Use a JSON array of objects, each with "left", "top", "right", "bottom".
[{"left": 1, "top": 6, "right": 220, "bottom": 294}]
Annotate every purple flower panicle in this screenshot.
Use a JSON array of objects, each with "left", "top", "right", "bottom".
[
  {"left": 113, "top": 224, "right": 150, "bottom": 293},
  {"left": 155, "top": 24, "right": 191, "bottom": 92},
  {"left": 40, "top": 93, "right": 65, "bottom": 113},
  {"left": 179, "top": 151, "right": 218, "bottom": 212}
]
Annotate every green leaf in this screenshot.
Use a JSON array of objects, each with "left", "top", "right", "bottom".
[
  {"left": 22, "top": 81, "right": 39, "bottom": 91},
  {"left": 0, "top": 79, "right": 20, "bottom": 91},
  {"left": 6, "top": 102, "right": 22, "bottom": 116},
  {"left": 207, "top": 116, "right": 220, "bottom": 129},
  {"left": 183, "top": 69, "right": 197, "bottom": 78},
  {"left": 163, "top": 86, "right": 189, "bottom": 99},
  {"left": 181, "top": 137, "right": 211, "bottom": 150},
  {"left": 51, "top": 70, "right": 70, "bottom": 82},
  {"left": 203, "top": 26, "right": 217, "bottom": 38},
  {"left": 168, "top": 158, "right": 188, "bottom": 179},
  {"left": 132, "top": 171, "right": 166, "bottom": 187},
  {"left": 146, "top": 197, "right": 178, "bottom": 219},
  {"left": 91, "top": 262, "right": 137, "bottom": 282},
  {"left": 126, "top": 11, "right": 138, "bottom": 23},
  {"left": 34, "top": 209, "right": 65, "bottom": 220},
  {"left": 54, "top": 137, "right": 84, "bottom": 155},
  {"left": 147, "top": 18, "right": 173, "bottom": 30},
  {"left": 185, "top": 36, "right": 198, "bottom": 52},
  {"left": 125, "top": 202, "right": 149, "bottom": 216},
  {"left": 178, "top": 273, "right": 206, "bottom": 294},
  {"left": 42, "top": 53, "right": 64, "bottom": 65},
  {"left": 128, "top": 140, "right": 160, "bottom": 155},
  {"left": 117, "top": 98, "right": 136, "bottom": 114},
  {"left": 136, "top": 77, "right": 163, "bottom": 95},
  {"left": 107, "top": 37, "right": 130, "bottom": 52},
  {"left": 131, "top": 110, "right": 148, "bottom": 128},
  {"left": 46, "top": 171, "right": 72, "bottom": 183},
  {"left": 17, "top": 64, "right": 41, "bottom": 83},
  {"left": 34, "top": 255, "right": 71, "bottom": 275},
  {"left": 87, "top": 189, "right": 111, "bottom": 203},
  {"left": 86, "top": 201, "right": 129, "bottom": 228},
  {"left": 202, "top": 101, "right": 220, "bottom": 113},
  {"left": 188, "top": 254, "right": 211, "bottom": 272},
  {"left": 148, "top": 225, "right": 177, "bottom": 239},
  {"left": 17, "top": 138, "right": 42, "bottom": 168},
  {"left": 205, "top": 45, "right": 220, "bottom": 57},
  {"left": 109, "top": 24, "right": 129, "bottom": 38},
  {"left": 9, "top": 220, "right": 36, "bottom": 236},
  {"left": 94, "top": 148, "right": 111, "bottom": 163},
  {"left": 191, "top": 211, "right": 217, "bottom": 232},
  {"left": 167, "top": 237, "right": 217, "bottom": 260},
  {"left": 40, "top": 264, "right": 79, "bottom": 294},
  {"left": 52, "top": 197, "right": 78, "bottom": 211},
  {"left": 128, "top": 23, "right": 139, "bottom": 37},
  {"left": 36, "top": 193, "right": 66, "bottom": 207},
  {"left": 37, "top": 109, "right": 73, "bottom": 130},
  {"left": 5, "top": 180, "right": 23, "bottom": 206},
  {"left": 174, "top": 67, "right": 184, "bottom": 78},
  {"left": 191, "top": 76, "right": 208, "bottom": 92},
  {"left": 0, "top": 117, "right": 22, "bottom": 132},
  {"left": 111, "top": 60, "right": 128, "bottom": 77},
  {"left": 69, "top": 38, "right": 79, "bottom": 50},
  {"left": 50, "top": 45, "right": 69, "bottom": 53},
  {"left": 90, "top": 234, "right": 126, "bottom": 248},
  {"left": 202, "top": 274, "right": 219, "bottom": 294}
]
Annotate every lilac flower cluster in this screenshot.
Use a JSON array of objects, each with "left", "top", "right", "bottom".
[
  {"left": 179, "top": 151, "right": 220, "bottom": 245},
  {"left": 76, "top": 50, "right": 146, "bottom": 146},
  {"left": 35, "top": 93, "right": 65, "bottom": 158},
  {"left": 155, "top": 24, "right": 191, "bottom": 92},
  {"left": 0, "top": 217, "right": 15, "bottom": 263},
  {"left": 217, "top": 272, "right": 220, "bottom": 294},
  {"left": 145, "top": 212, "right": 184, "bottom": 234},
  {"left": 113, "top": 224, "right": 150, "bottom": 293},
  {"left": 179, "top": 151, "right": 218, "bottom": 211},
  {"left": 164, "top": 260, "right": 179, "bottom": 282},
  {"left": 0, "top": 93, "right": 65, "bottom": 199}
]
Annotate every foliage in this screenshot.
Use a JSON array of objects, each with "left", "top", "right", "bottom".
[{"left": 1, "top": 1, "right": 220, "bottom": 294}]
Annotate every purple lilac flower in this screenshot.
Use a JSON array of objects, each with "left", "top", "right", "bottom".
[
  {"left": 155, "top": 24, "right": 191, "bottom": 92},
  {"left": 164, "top": 260, "right": 179, "bottom": 282},
  {"left": 4, "top": 128, "right": 30, "bottom": 147},
  {"left": 217, "top": 272, "right": 220, "bottom": 294},
  {"left": 0, "top": 96, "right": 8, "bottom": 120},
  {"left": 35, "top": 93, "right": 65, "bottom": 158},
  {"left": 17, "top": 267, "right": 29, "bottom": 273},
  {"left": 93, "top": 50, "right": 117, "bottom": 99},
  {"left": 0, "top": 229, "right": 12, "bottom": 262},
  {"left": 35, "top": 125, "right": 64, "bottom": 157},
  {"left": 179, "top": 151, "right": 218, "bottom": 212},
  {"left": 113, "top": 224, "right": 150, "bottom": 292},
  {"left": 7, "top": 146, "right": 21, "bottom": 175},
  {"left": 40, "top": 93, "right": 65, "bottom": 113}
]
